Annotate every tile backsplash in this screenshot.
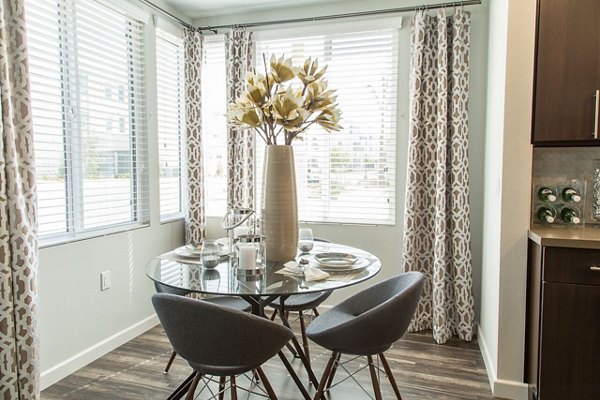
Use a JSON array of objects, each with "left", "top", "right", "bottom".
[{"left": 533, "top": 147, "right": 600, "bottom": 225}]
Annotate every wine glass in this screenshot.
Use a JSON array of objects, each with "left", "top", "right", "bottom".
[
  {"left": 298, "top": 228, "right": 314, "bottom": 253},
  {"left": 201, "top": 240, "right": 220, "bottom": 269}
]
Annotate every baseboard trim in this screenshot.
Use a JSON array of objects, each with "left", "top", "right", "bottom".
[
  {"left": 477, "top": 325, "right": 529, "bottom": 400},
  {"left": 40, "top": 314, "right": 159, "bottom": 390}
]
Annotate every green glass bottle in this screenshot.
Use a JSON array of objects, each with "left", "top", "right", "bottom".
[
  {"left": 537, "top": 207, "right": 556, "bottom": 224},
  {"left": 537, "top": 186, "right": 557, "bottom": 202},
  {"left": 562, "top": 187, "right": 582, "bottom": 203},
  {"left": 560, "top": 207, "right": 581, "bottom": 224}
]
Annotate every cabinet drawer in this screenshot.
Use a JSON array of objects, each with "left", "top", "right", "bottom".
[{"left": 543, "top": 247, "right": 600, "bottom": 285}]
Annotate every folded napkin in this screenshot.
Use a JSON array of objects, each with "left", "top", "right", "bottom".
[{"left": 277, "top": 261, "right": 330, "bottom": 281}]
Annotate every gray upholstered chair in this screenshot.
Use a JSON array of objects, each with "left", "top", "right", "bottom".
[
  {"left": 306, "top": 272, "right": 425, "bottom": 400},
  {"left": 152, "top": 293, "right": 293, "bottom": 400},
  {"left": 268, "top": 238, "right": 332, "bottom": 365},
  {"left": 154, "top": 282, "right": 251, "bottom": 373}
]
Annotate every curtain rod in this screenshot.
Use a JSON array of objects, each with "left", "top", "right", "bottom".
[
  {"left": 199, "top": 0, "right": 482, "bottom": 31},
  {"left": 137, "top": 0, "right": 195, "bottom": 30},
  {"left": 138, "top": 0, "right": 482, "bottom": 32}
]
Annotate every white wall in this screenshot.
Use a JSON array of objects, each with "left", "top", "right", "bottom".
[
  {"left": 478, "top": 0, "right": 536, "bottom": 399},
  {"left": 38, "top": 0, "right": 190, "bottom": 389},
  {"left": 202, "top": 0, "right": 489, "bottom": 316}
]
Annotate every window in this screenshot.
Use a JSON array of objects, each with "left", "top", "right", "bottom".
[
  {"left": 255, "top": 28, "right": 398, "bottom": 224},
  {"left": 26, "top": 0, "right": 149, "bottom": 242},
  {"left": 201, "top": 35, "right": 228, "bottom": 217},
  {"left": 156, "top": 30, "right": 185, "bottom": 221}
]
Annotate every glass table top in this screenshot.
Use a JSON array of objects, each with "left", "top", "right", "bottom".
[{"left": 145, "top": 242, "right": 381, "bottom": 297}]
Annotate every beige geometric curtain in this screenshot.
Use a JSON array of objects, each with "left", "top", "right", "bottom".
[
  {"left": 0, "top": 0, "right": 40, "bottom": 398},
  {"left": 184, "top": 28, "right": 205, "bottom": 246},
  {"left": 225, "top": 28, "right": 254, "bottom": 210},
  {"left": 402, "top": 8, "right": 475, "bottom": 344}
]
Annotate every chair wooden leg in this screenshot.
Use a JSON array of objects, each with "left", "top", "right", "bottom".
[
  {"left": 367, "top": 355, "right": 383, "bottom": 400},
  {"left": 325, "top": 352, "right": 342, "bottom": 390},
  {"left": 298, "top": 311, "right": 311, "bottom": 368},
  {"left": 256, "top": 366, "right": 278, "bottom": 399},
  {"left": 185, "top": 372, "right": 202, "bottom": 400},
  {"left": 218, "top": 376, "right": 226, "bottom": 400},
  {"left": 379, "top": 353, "right": 403, "bottom": 400},
  {"left": 277, "top": 351, "right": 311, "bottom": 400},
  {"left": 276, "top": 308, "right": 298, "bottom": 358},
  {"left": 314, "top": 351, "right": 339, "bottom": 400},
  {"left": 164, "top": 350, "right": 177, "bottom": 373},
  {"left": 312, "top": 308, "right": 320, "bottom": 317},
  {"left": 253, "top": 369, "right": 261, "bottom": 382},
  {"left": 270, "top": 309, "right": 278, "bottom": 321},
  {"left": 230, "top": 376, "right": 238, "bottom": 400}
]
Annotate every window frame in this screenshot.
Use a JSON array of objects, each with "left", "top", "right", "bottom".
[
  {"left": 252, "top": 17, "right": 401, "bottom": 226},
  {"left": 27, "top": 0, "right": 151, "bottom": 247},
  {"left": 156, "top": 29, "right": 186, "bottom": 222}
]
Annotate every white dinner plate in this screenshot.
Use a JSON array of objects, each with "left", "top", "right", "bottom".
[
  {"left": 174, "top": 239, "right": 230, "bottom": 259},
  {"left": 314, "top": 252, "right": 359, "bottom": 268},
  {"left": 174, "top": 245, "right": 201, "bottom": 258},
  {"left": 316, "top": 257, "right": 369, "bottom": 273}
]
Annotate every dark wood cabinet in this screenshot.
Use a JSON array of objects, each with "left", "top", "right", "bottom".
[
  {"left": 526, "top": 241, "right": 600, "bottom": 399},
  {"left": 532, "top": 0, "right": 600, "bottom": 145}
]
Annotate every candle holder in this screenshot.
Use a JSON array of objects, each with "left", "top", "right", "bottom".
[
  {"left": 234, "top": 234, "right": 266, "bottom": 277},
  {"left": 221, "top": 208, "right": 257, "bottom": 259}
]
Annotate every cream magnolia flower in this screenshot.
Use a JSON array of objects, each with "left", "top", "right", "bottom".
[
  {"left": 228, "top": 101, "right": 261, "bottom": 128},
  {"left": 298, "top": 57, "right": 327, "bottom": 86},
  {"left": 228, "top": 54, "right": 342, "bottom": 145},
  {"left": 272, "top": 88, "right": 309, "bottom": 131},
  {"left": 269, "top": 55, "right": 295, "bottom": 83}
]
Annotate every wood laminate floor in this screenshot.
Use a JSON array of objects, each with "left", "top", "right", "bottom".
[{"left": 42, "top": 316, "right": 500, "bottom": 400}]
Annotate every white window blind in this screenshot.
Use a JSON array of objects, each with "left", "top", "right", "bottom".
[
  {"left": 26, "top": 0, "right": 149, "bottom": 242},
  {"left": 202, "top": 35, "right": 228, "bottom": 217},
  {"left": 156, "top": 30, "right": 185, "bottom": 221},
  {"left": 255, "top": 29, "right": 398, "bottom": 224}
]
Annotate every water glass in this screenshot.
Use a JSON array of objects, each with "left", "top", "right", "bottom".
[
  {"left": 201, "top": 240, "right": 220, "bottom": 269},
  {"left": 298, "top": 228, "right": 314, "bottom": 253}
]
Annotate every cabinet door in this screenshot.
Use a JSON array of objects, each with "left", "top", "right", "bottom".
[
  {"left": 538, "top": 282, "right": 600, "bottom": 399},
  {"left": 533, "top": 0, "right": 600, "bottom": 145}
]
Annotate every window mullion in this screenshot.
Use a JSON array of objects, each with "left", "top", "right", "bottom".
[
  {"left": 126, "top": 20, "right": 138, "bottom": 223},
  {"left": 58, "top": 0, "right": 84, "bottom": 234}
]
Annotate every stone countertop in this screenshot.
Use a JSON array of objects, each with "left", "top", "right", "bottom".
[{"left": 529, "top": 226, "right": 600, "bottom": 249}]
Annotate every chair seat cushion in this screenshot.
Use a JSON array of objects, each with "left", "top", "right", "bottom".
[
  {"left": 205, "top": 296, "right": 250, "bottom": 312},
  {"left": 306, "top": 308, "right": 392, "bottom": 356},
  {"left": 269, "top": 291, "right": 331, "bottom": 312}
]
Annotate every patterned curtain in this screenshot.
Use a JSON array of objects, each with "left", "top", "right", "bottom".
[
  {"left": 402, "top": 8, "right": 475, "bottom": 344},
  {"left": 0, "top": 0, "right": 40, "bottom": 398},
  {"left": 184, "top": 28, "right": 205, "bottom": 246},
  {"left": 225, "top": 28, "right": 254, "bottom": 209}
]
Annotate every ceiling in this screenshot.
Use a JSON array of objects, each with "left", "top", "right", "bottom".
[{"left": 161, "top": 0, "right": 333, "bottom": 19}]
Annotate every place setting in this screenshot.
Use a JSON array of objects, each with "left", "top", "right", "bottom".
[{"left": 276, "top": 228, "right": 371, "bottom": 282}]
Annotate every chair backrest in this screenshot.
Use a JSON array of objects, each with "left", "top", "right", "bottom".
[
  {"left": 152, "top": 293, "right": 293, "bottom": 371},
  {"left": 154, "top": 281, "right": 192, "bottom": 297},
  {"left": 332, "top": 272, "right": 425, "bottom": 351}
]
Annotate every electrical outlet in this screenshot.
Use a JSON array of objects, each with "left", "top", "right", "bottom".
[{"left": 100, "top": 271, "right": 111, "bottom": 291}]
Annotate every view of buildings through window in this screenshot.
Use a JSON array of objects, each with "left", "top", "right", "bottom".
[
  {"left": 26, "top": 0, "right": 149, "bottom": 240},
  {"left": 255, "top": 29, "right": 398, "bottom": 224}
]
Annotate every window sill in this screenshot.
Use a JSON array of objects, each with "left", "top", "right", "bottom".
[{"left": 39, "top": 222, "right": 151, "bottom": 249}]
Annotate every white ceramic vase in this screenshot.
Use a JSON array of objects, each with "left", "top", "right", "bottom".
[{"left": 261, "top": 145, "right": 298, "bottom": 261}]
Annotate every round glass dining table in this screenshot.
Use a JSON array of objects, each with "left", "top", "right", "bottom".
[
  {"left": 145, "top": 241, "right": 381, "bottom": 310},
  {"left": 145, "top": 241, "right": 381, "bottom": 400}
]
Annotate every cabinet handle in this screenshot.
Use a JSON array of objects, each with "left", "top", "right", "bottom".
[
  {"left": 594, "top": 90, "right": 600, "bottom": 139},
  {"left": 590, "top": 266, "right": 600, "bottom": 272}
]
